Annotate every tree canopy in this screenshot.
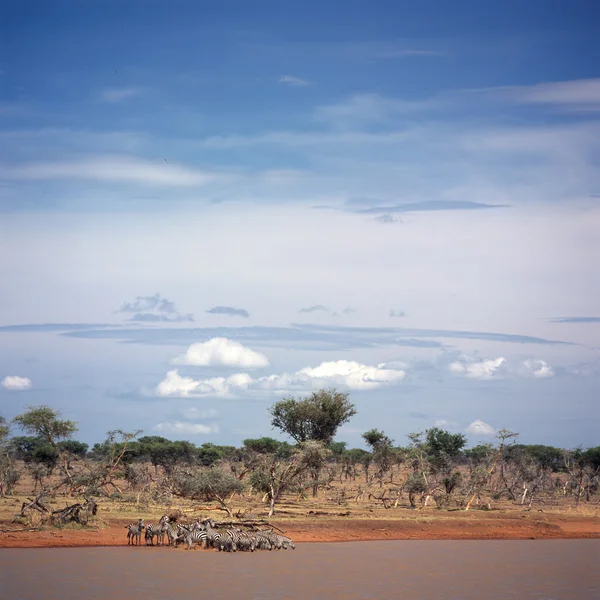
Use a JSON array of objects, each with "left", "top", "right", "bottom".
[{"left": 269, "top": 388, "right": 357, "bottom": 444}]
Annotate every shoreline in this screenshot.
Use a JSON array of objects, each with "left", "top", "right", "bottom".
[{"left": 2, "top": 512, "right": 599, "bottom": 548}]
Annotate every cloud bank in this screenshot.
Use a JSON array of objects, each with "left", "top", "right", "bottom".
[{"left": 156, "top": 358, "right": 406, "bottom": 398}]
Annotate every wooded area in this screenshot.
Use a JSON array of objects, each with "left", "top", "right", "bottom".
[{"left": 1, "top": 390, "right": 598, "bottom": 528}]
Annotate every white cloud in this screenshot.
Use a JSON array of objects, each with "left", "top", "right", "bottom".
[
  {"left": 466, "top": 420, "right": 496, "bottom": 437},
  {"left": 172, "top": 337, "right": 269, "bottom": 368},
  {"left": 99, "top": 87, "right": 145, "bottom": 103},
  {"left": 1, "top": 375, "right": 32, "bottom": 391},
  {"left": 278, "top": 75, "right": 310, "bottom": 86},
  {"left": 0, "top": 155, "right": 214, "bottom": 186},
  {"left": 503, "top": 78, "right": 600, "bottom": 111},
  {"left": 449, "top": 357, "right": 507, "bottom": 380},
  {"left": 521, "top": 359, "right": 555, "bottom": 379},
  {"left": 156, "top": 369, "right": 252, "bottom": 398},
  {"left": 154, "top": 421, "right": 219, "bottom": 436},
  {"left": 156, "top": 359, "right": 406, "bottom": 398},
  {"left": 298, "top": 360, "right": 406, "bottom": 390}
]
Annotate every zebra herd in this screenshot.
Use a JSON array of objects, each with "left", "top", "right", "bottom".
[{"left": 126, "top": 515, "right": 295, "bottom": 552}]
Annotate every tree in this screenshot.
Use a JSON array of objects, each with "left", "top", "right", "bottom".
[
  {"left": 269, "top": 388, "right": 357, "bottom": 444},
  {"left": 13, "top": 406, "right": 78, "bottom": 489},
  {"left": 406, "top": 428, "right": 467, "bottom": 508},
  {"left": 250, "top": 441, "right": 329, "bottom": 516},
  {"left": 173, "top": 467, "right": 244, "bottom": 516},
  {"left": 0, "top": 416, "right": 20, "bottom": 496},
  {"left": 362, "top": 429, "right": 395, "bottom": 487},
  {"left": 13, "top": 406, "right": 77, "bottom": 447}
]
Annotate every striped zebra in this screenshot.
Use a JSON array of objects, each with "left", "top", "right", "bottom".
[
  {"left": 260, "top": 530, "right": 295, "bottom": 550},
  {"left": 230, "top": 528, "right": 255, "bottom": 552},
  {"left": 126, "top": 518, "right": 145, "bottom": 545},
  {"left": 215, "top": 530, "right": 237, "bottom": 553},
  {"left": 202, "top": 522, "right": 237, "bottom": 552},
  {"left": 144, "top": 523, "right": 162, "bottom": 546},
  {"left": 159, "top": 515, "right": 181, "bottom": 547},
  {"left": 252, "top": 531, "right": 273, "bottom": 550},
  {"left": 179, "top": 524, "right": 208, "bottom": 550}
]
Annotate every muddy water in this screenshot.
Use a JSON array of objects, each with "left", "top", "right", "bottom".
[{"left": 1, "top": 540, "right": 597, "bottom": 600}]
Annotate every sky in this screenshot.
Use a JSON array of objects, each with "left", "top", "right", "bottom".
[{"left": 0, "top": 0, "right": 599, "bottom": 450}]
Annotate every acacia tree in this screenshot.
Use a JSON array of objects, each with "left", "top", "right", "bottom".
[
  {"left": 13, "top": 406, "right": 78, "bottom": 490},
  {"left": 362, "top": 429, "right": 395, "bottom": 487},
  {"left": 250, "top": 440, "right": 329, "bottom": 516},
  {"left": 0, "top": 416, "right": 20, "bottom": 496},
  {"left": 269, "top": 388, "right": 356, "bottom": 496},
  {"left": 406, "top": 428, "right": 467, "bottom": 508},
  {"left": 173, "top": 467, "right": 244, "bottom": 516},
  {"left": 269, "top": 388, "right": 357, "bottom": 444}
]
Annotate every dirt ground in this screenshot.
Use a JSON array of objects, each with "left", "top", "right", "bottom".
[{"left": 1, "top": 510, "right": 599, "bottom": 548}]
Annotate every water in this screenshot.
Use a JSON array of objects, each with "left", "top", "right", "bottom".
[{"left": 1, "top": 540, "right": 597, "bottom": 600}]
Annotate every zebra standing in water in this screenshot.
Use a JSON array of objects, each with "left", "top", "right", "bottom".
[
  {"left": 260, "top": 530, "right": 295, "bottom": 549},
  {"left": 229, "top": 528, "right": 255, "bottom": 552},
  {"left": 126, "top": 518, "right": 145, "bottom": 545}
]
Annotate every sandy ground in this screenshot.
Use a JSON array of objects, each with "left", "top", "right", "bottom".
[{"left": 1, "top": 511, "right": 599, "bottom": 548}]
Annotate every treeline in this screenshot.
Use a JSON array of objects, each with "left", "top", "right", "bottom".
[{"left": 1, "top": 389, "right": 598, "bottom": 518}]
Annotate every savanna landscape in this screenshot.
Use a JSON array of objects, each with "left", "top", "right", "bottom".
[{"left": 1, "top": 391, "right": 598, "bottom": 549}]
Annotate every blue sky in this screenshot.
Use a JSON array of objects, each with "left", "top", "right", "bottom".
[{"left": 1, "top": 1, "right": 598, "bottom": 449}]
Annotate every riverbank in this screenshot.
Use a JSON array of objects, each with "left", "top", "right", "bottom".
[{"left": 1, "top": 510, "right": 599, "bottom": 548}]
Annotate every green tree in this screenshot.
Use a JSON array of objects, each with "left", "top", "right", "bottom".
[
  {"left": 173, "top": 467, "right": 244, "bottom": 516},
  {"left": 362, "top": 429, "right": 395, "bottom": 487},
  {"left": 13, "top": 406, "right": 78, "bottom": 487},
  {"left": 269, "top": 388, "right": 357, "bottom": 444},
  {"left": 250, "top": 440, "right": 329, "bottom": 516},
  {"left": 0, "top": 416, "right": 20, "bottom": 496}
]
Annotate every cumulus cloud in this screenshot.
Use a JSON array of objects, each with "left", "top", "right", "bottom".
[
  {"left": 278, "top": 75, "right": 310, "bottom": 86},
  {"left": 156, "top": 370, "right": 253, "bottom": 398},
  {"left": 172, "top": 337, "right": 269, "bottom": 368},
  {"left": 206, "top": 306, "right": 250, "bottom": 318},
  {"left": 156, "top": 359, "right": 406, "bottom": 398},
  {"left": 521, "top": 359, "right": 555, "bottom": 379},
  {"left": 117, "top": 293, "right": 194, "bottom": 323},
  {"left": 466, "top": 420, "right": 496, "bottom": 436},
  {"left": 1, "top": 375, "right": 32, "bottom": 391},
  {"left": 154, "top": 421, "right": 219, "bottom": 435},
  {"left": 449, "top": 356, "right": 507, "bottom": 380}
]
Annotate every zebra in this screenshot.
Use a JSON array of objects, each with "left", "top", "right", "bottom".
[
  {"left": 252, "top": 531, "right": 273, "bottom": 550},
  {"left": 144, "top": 523, "right": 162, "bottom": 546},
  {"left": 215, "top": 530, "right": 237, "bottom": 553},
  {"left": 229, "top": 528, "right": 255, "bottom": 552},
  {"left": 259, "top": 530, "right": 295, "bottom": 550},
  {"left": 201, "top": 522, "right": 237, "bottom": 552},
  {"left": 159, "top": 516, "right": 181, "bottom": 547},
  {"left": 179, "top": 524, "right": 208, "bottom": 550},
  {"left": 126, "top": 518, "right": 145, "bottom": 546}
]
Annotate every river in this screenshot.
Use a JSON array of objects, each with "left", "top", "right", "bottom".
[{"left": 1, "top": 540, "right": 597, "bottom": 599}]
